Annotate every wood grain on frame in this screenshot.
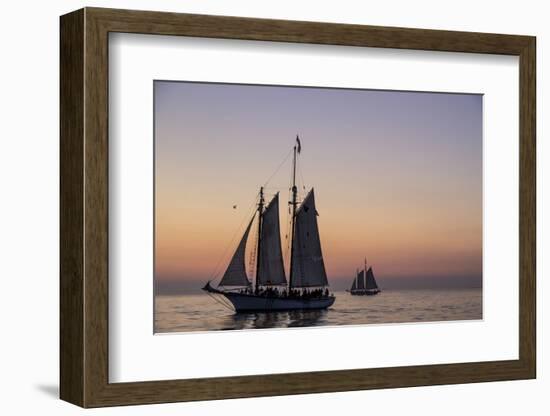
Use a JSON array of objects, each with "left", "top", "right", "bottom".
[{"left": 60, "top": 7, "right": 536, "bottom": 407}]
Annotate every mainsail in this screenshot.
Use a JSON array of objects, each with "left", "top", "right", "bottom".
[
  {"left": 356, "top": 270, "right": 366, "bottom": 290},
  {"left": 258, "top": 193, "right": 287, "bottom": 286},
  {"left": 290, "top": 189, "right": 328, "bottom": 287},
  {"left": 218, "top": 216, "right": 254, "bottom": 287},
  {"left": 365, "top": 267, "right": 378, "bottom": 290}
]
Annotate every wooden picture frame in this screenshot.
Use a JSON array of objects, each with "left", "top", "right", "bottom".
[{"left": 60, "top": 7, "right": 536, "bottom": 408}]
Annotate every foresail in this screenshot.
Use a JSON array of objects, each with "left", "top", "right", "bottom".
[
  {"left": 356, "top": 270, "right": 366, "bottom": 290},
  {"left": 219, "top": 216, "right": 254, "bottom": 287},
  {"left": 366, "top": 267, "right": 378, "bottom": 290},
  {"left": 351, "top": 277, "right": 357, "bottom": 291},
  {"left": 290, "top": 189, "right": 328, "bottom": 287},
  {"left": 258, "top": 193, "right": 287, "bottom": 286}
]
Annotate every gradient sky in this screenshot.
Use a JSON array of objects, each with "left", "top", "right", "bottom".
[{"left": 154, "top": 81, "right": 482, "bottom": 291}]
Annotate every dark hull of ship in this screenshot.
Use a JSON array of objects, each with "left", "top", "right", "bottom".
[
  {"left": 203, "top": 284, "right": 335, "bottom": 312},
  {"left": 349, "top": 289, "right": 381, "bottom": 296}
]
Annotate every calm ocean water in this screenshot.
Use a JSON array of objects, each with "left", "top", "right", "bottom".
[{"left": 154, "top": 289, "right": 482, "bottom": 333}]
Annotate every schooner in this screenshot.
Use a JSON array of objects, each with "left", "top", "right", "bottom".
[
  {"left": 349, "top": 259, "right": 381, "bottom": 296},
  {"left": 202, "top": 137, "right": 335, "bottom": 312}
]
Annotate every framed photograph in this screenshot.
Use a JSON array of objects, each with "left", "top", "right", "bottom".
[{"left": 60, "top": 7, "right": 536, "bottom": 407}]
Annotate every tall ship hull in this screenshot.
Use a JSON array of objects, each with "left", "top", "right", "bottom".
[
  {"left": 203, "top": 137, "right": 335, "bottom": 313},
  {"left": 349, "top": 289, "right": 380, "bottom": 296},
  {"left": 228, "top": 294, "right": 335, "bottom": 312},
  {"left": 204, "top": 283, "right": 334, "bottom": 312}
]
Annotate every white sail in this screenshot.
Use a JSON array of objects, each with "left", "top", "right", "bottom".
[
  {"left": 356, "top": 270, "right": 366, "bottom": 290},
  {"left": 219, "top": 216, "right": 254, "bottom": 287},
  {"left": 258, "top": 193, "right": 287, "bottom": 286},
  {"left": 365, "top": 267, "right": 379, "bottom": 290},
  {"left": 290, "top": 189, "right": 328, "bottom": 287}
]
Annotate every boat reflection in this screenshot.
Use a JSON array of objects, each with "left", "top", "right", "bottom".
[{"left": 220, "top": 308, "right": 328, "bottom": 330}]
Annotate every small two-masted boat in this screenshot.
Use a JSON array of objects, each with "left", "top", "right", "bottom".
[
  {"left": 349, "top": 259, "right": 381, "bottom": 296},
  {"left": 203, "top": 137, "right": 335, "bottom": 312}
]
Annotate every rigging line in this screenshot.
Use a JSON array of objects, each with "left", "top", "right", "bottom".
[
  {"left": 206, "top": 291, "right": 234, "bottom": 312},
  {"left": 261, "top": 186, "right": 288, "bottom": 191},
  {"left": 209, "top": 147, "right": 290, "bottom": 283},
  {"left": 209, "top": 195, "right": 258, "bottom": 281},
  {"left": 298, "top": 162, "right": 307, "bottom": 192},
  {"left": 262, "top": 148, "right": 293, "bottom": 188}
]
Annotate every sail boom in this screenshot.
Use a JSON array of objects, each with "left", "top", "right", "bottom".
[{"left": 291, "top": 283, "right": 329, "bottom": 288}]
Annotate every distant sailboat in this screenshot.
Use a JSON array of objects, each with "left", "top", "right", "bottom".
[
  {"left": 349, "top": 259, "right": 381, "bottom": 296},
  {"left": 203, "top": 137, "right": 335, "bottom": 312}
]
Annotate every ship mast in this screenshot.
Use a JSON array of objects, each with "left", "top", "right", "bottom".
[
  {"left": 288, "top": 139, "right": 299, "bottom": 292},
  {"left": 255, "top": 187, "right": 265, "bottom": 292}
]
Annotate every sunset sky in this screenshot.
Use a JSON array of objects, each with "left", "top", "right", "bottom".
[{"left": 154, "top": 81, "right": 482, "bottom": 292}]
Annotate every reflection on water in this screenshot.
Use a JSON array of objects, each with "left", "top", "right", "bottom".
[
  {"left": 219, "top": 309, "right": 328, "bottom": 330},
  {"left": 155, "top": 289, "right": 482, "bottom": 333}
]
